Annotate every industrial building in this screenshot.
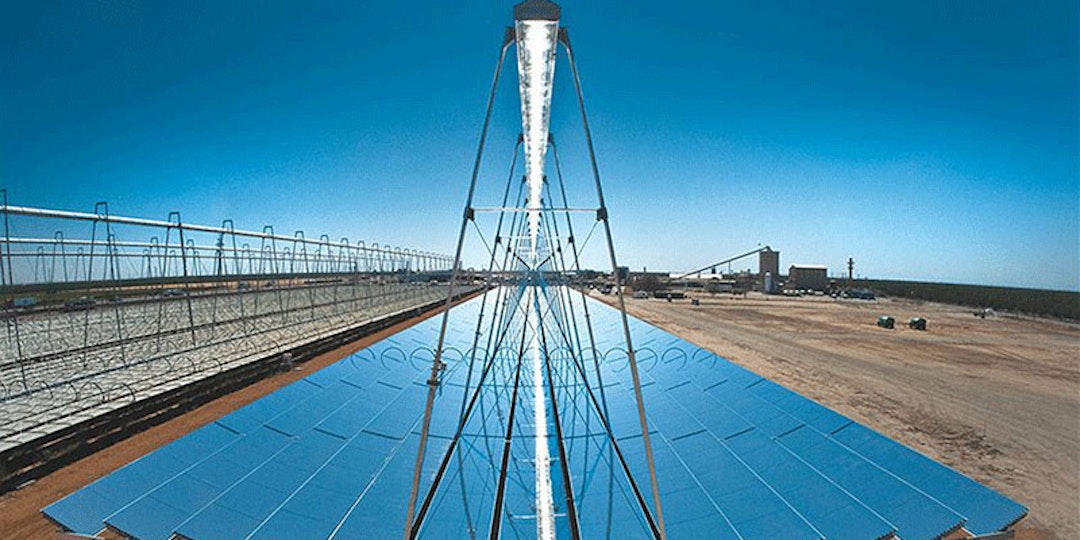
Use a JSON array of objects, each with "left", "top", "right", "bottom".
[
  {"left": 668, "top": 246, "right": 778, "bottom": 294},
  {"left": 787, "top": 264, "right": 829, "bottom": 292},
  {"left": 758, "top": 247, "right": 780, "bottom": 292}
]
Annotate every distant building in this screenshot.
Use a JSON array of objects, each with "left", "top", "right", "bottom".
[
  {"left": 759, "top": 248, "right": 779, "bottom": 278},
  {"left": 759, "top": 248, "right": 779, "bottom": 292},
  {"left": 787, "top": 265, "right": 828, "bottom": 291}
]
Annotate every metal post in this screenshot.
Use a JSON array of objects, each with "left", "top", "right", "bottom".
[
  {"left": 80, "top": 205, "right": 102, "bottom": 367},
  {"left": 561, "top": 29, "right": 667, "bottom": 539},
  {"left": 404, "top": 30, "right": 514, "bottom": 540},
  {"left": 1, "top": 189, "right": 26, "bottom": 384},
  {"left": 487, "top": 294, "right": 530, "bottom": 540},
  {"left": 171, "top": 211, "right": 198, "bottom": 345}
]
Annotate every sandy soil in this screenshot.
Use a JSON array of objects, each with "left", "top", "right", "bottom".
[
  {"left": 0, "top": 294, "right": 476, "bottom": 539},
  {"left": 601, "top": 291, "right": 1078, "bottom": 539}
]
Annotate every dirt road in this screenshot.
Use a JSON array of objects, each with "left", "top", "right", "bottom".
[{"left": 603, "top": 292, "right": 1078, "bottom": 539}]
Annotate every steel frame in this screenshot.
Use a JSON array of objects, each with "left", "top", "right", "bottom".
[
  {"left": 0, "top": 202, "right": 451, "bottom": 287},
  {"left": 0, "top": 192, "right": 462, "bottom": 457}
]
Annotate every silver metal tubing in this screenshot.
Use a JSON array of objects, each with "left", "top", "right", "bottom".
[
  {"left": 0, "top": 204, "right": 446, "bottom": 260},
  {"left": 470, "top": 207, "right": 596, "bottom": 213}
]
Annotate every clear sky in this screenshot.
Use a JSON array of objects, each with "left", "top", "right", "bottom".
[{"left": 2, "top": 1, "right": 1077, "bottom": 290}]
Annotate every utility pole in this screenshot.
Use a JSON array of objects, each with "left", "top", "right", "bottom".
[{"left": 847, "top": 257, "right": 854, "bottom": 289}]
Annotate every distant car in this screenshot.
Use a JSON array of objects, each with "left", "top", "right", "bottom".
[
  {"left": 633, "top": 291, "right": 649, "bottom": 299},
  {"left": 63, "top": 297, "right": 97, "bottom": 312},
  {"left": 654, "top": 291, "right": 686, "bottom": 300},
  {"left": 161, "top": 288, "right": 187, "bottom": 298},
  {"left": 908, "top": 317, "right": 927, "bottom": 330},
  {"left": 877, "top": 316, "right": 895, "bottom": 329},
  {"left": 845, "top": 289, "right": 877, "bottom": 300}
]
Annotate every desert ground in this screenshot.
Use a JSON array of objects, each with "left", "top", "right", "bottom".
[{"left": 599, "top": 291, "right": 1079, "bottom": 539}]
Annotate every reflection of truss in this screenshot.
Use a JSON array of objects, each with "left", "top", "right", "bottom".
[{"left": 405, "top": 2, "right": 667, "bottom": 538}]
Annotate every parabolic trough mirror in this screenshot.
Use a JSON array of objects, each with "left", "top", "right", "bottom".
[{"left": 43, "top": 291, "right": 1026, "bottom": 539}]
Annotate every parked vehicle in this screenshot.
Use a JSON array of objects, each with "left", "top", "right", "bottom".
[
  {"left": 653, "top": 290, "right": 686, "bottom": 300},
  {"left": 844, "top": 288, "right": 876, "bottom": 300},
  {"left": 877, "top": 316, "right": 895, "bottom": 329},
  {"left": 632, "top": 290, "right": 649, "bottom": 299},
  {"left": 13, "top": 297, "right": 37, "bottom": 308},
  {"left": 63, "top": 297, "right": 97, "bottom": 312},
  {"left": 909, "top": 317, "right": 927, "bottom": 330}
]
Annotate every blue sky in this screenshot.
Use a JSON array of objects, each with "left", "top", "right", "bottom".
[{"left": 2, "top": 1, "right": 1077, "bottom": 290}]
